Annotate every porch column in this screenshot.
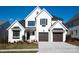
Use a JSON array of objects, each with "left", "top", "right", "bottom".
[{"left": 25, "top": 32, "right": 27, "bottom": 41}]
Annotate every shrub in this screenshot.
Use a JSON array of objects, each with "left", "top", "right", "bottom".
[
  {"left": 24, "top": 40, "right": 31, "bottom": 44},
  {"left": 17, "top": 41, "right": 24, "bottom": 44},
  {"left": 14, "top": 41, "right": 17, "bottom": 43},
  {"left": 31, "top": 40, "right": 38, "bottom": 43}
]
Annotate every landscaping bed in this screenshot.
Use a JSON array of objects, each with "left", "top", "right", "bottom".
[{"left": 65, "top": 37, "right": 79, "bottom": 46}]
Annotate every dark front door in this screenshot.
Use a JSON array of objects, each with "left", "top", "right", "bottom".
[
  {"left": 27, "top": 32, "right": 30, "bottom": 40},
  {"left": 39, "top": 32, "right": 48, "bottom": 41},
  {"left": 53, "top": 32, "right": 63, "bottom": 42}
]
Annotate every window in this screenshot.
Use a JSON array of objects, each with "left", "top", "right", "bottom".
[
  {"left": 28, "top": 21, "right": 35, "bottom": 26},
  {"left": 13, "top": 30, "right": 20, "bottom": 39},
  {"left": 40, "top": 19, "right": 47, "bottom": 27}
]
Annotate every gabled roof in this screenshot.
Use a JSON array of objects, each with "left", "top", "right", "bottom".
[
  {"left": 24, "top": 6, "right": 41, "bottom": 20},
  {"left": 65, "top": 13, "right": 79, "bottom": 28},
  {"left": 67, "top": 13, "right": 79, "bottom": 23},
  {"left": 19, "top": 20, "right": 25, "bottom": 27},
  {"left": 36, "top": 8, "right": 53, "bottom": 18},
  {"left": 52, "top": 15, "right": 64, "bottom": 21},
  {"left": 49, "top": 20, "right": 68, "bottom": 30},
  {"left": 0, "top": 20, "right": 6, "bottom": 26},
  {"left": 0, "top": 21, "right": 10, "bottom": 29},
  {"left": 7, "top": 20, "right": 25, "bottom": 30},
  {"left": 36, "top": 8, "right": 63, "bottom": 21}
]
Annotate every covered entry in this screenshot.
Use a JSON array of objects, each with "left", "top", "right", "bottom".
[
  {"left": 39, "top": 32, "right": 48, "bottom": 41},
  {"left": 53, "top": 28, "right": 64, "bottom": 42}
]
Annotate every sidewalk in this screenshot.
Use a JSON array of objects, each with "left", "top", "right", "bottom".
[{"left": 0, "top": 49, "right": 38, "bottom": 53}]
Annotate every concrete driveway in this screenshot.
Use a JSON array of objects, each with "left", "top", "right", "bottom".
[{"left": 38, "top": 42, "right": 79, "bottom": 53}]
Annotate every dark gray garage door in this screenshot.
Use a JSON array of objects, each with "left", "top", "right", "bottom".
[
  {"left": 53, "top": 32, "right": 63, "bottom": 42},
  {"left": 39, "top": 32, "right": 48, "bottom": 41}
]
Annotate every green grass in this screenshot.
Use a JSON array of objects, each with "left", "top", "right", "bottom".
[{"left": 0, "top": 43, "right": 38, "bottom": 49}]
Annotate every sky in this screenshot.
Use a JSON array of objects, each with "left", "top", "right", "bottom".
[{"left": 0, "top": 6, "right": 79, "bottom": 23}]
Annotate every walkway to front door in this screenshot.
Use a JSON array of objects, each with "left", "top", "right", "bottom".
[{"left": 38, "top": 42, "right": 79, "bottom": 53}]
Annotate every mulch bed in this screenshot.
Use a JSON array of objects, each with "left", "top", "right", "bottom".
[{"left": 65, "top": 38, "right": 79, "bottom": 46}]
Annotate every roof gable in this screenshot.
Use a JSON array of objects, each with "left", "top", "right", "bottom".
[
  {"left": 49, "top": 20, "right": 68, "bottom": 30},
  {"left": 7, "top": 20, "right": 25, "bottom": 30},
  {"left": 24, "top": 6, "right": 41, "bottom": 20},
  {"left": 36, "top": 8, "right": 53, "bottom": 18}
]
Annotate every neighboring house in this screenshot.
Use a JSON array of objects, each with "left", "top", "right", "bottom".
[
  {"left": 66, "top": 13, "right": 79, "bottom": 39},
  {"left": 7, "top": 6, "right": 68, "bottom": 43}
]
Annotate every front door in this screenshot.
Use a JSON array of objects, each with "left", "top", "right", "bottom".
[{"left": 27, "top": 32, "right": 30, "bottom": 40}]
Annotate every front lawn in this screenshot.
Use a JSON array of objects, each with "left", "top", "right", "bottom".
[{"left": 0, "top": 42, "right": 38, "bottom": 49}]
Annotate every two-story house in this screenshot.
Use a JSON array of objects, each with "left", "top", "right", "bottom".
[
  {"left": 7, "top": 6, "right": 68, "bottom": 43},
  {"left": 66, "top": 13, "right": 79, "bottom": 39}
]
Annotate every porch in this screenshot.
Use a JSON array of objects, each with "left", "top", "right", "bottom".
[{"left": 24, "top": 27, "right": 36, "bottom": 42}]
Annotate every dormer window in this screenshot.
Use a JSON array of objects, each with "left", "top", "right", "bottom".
[{"left": 40, "top": 18, "right": 47, "bottom": 27}]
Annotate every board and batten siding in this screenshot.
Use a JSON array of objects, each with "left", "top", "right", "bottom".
[
  {"left": 36, "top": 9, "right": 52, "bottom": 42},
  {"left": 8, "top": 21, "right": 25, "bottom": 43},
  {"left": 69, "top": 25, "right": 79, "bottom": 39}
]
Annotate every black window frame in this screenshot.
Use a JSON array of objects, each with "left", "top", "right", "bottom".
[
  {"left": 28, "top": 21, "right": 35, "bottom": 26},
  {"left": 40, "top": 18, "right": 47, "bottom": 27},
  {"left": 13, "top": 30, "right": 20, "bottom": 39}
]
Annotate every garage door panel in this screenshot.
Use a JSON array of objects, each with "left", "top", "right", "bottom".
[
  {"left": 39, "top": 32, "right": 48, "bottom": 41},
  {"left": 53, "top": 32, "right": 63, "bottom": 42}
]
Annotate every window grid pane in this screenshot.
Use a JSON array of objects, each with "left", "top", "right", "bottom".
[
  {"left": 40, "top": 19, "right": 47, "bottom": 27},
  {"left": 13, "top": 30, "right": 20, "bottom": 39}
]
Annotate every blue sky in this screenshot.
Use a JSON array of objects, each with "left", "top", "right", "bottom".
[{"left": 0, "top": 6, "right": 79, "bottom": 23}]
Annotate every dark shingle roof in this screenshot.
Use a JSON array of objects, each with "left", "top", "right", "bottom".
[
  {"left": 65, "top": 13, "right": 79, "bottom": 28},
  {"left": 0, "top": 20, "right": 25, "bottom": 29},
  {"left": 0, "top": 21, "right": 10, "bottom": 29},
  {"left": 19, "top": 20, "right": 25, "bottom": 27},
  {"left": 0, "top": 20, "right": 6, "bottom": 26},
  {"left": 52, "top": 15, "right": 64, "bottom": 21}
]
